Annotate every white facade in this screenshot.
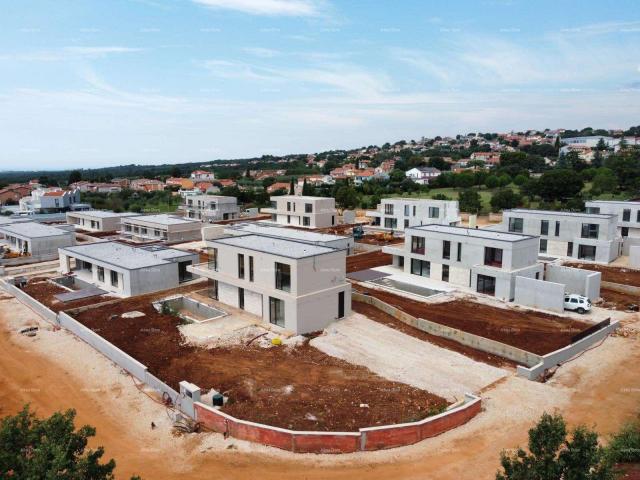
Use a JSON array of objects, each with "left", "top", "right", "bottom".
[
  {"left": 182, "top": 195, "right": 240, "bottom": 222},
  {"left": 405, "top": 167, "right": 441, "bottom": 185},
  {"left": 261, "top": 195, "right": 337, "bottom": 229},
  {"left": 188, "top": 234, "right": 351, "bottom": 334},
  {"left": 19, "top": 188, "right": 83, "bottom": 213},
  {"left": 121, "top": 214, "right": 202, "bottom": 243},
  {"left": 500, "top": 209, "right": 620, "bottom": 263},
  {"left": 585, "top": 200, "right": 640, "bottom": 238},
  {"left": 66, "top": 210, "right": 137, "bottom": 232},
  {"left": 366, "top": 198, "right": 461, "bottom": 232},
  {"left": 0, "top": 222, "right": 75, "bottom": 259},
  {"left": 384, "top": 224, "right": 543, "bottom": 301},
  {"left": 59, "top": 241, "right": 199, "bottom": 296}
]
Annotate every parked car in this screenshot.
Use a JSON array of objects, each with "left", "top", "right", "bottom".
[{"left": 564, "top": 294, "right": 592, "bottom": 314}]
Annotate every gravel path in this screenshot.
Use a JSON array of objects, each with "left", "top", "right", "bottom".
[{"left": 311, "top": 313, "right": 508, "bottom": 401}]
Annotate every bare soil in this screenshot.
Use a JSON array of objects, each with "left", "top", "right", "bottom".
[
  {"left": 597, "top": 287, "right": 640, "bottom": 311},
  {"left": 565, "top": 262, "right": 640, "bottom": 287},
  {"left": 76, "top": 229, "right": 119, "bottom": 238},
  {"left": 21, "top": 278, "right": 111, "bottom": 312},
  {"left": 356, "top": 235, "right": 404, "bottom": 246},
  {"left": 354, "top": 287, "right": 591, "bottom": 355},
  {"left": 346, "top": 250, "right": 392, "bottom": 273},
  {"left": 70, "top": 294, "right": 448, "bottom": 431},
  {"left": 352, "top": 301, "right": 517, "bottom": 369}
]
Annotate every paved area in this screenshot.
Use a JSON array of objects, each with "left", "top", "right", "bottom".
[{"left": 311, "top": 313, "right": 509, "bottom": 401}]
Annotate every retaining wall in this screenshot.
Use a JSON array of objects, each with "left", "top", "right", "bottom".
[
  {"left": 195, "top": 393, "right": 481, "bottom": 453},
  {"left": 516, "top": 320, "right": 619, "bottom": 380},
  {"left": 353, "top": 291, "right": 542, "bottom": 368},
  {"left": 0, "top": 279, "right": 58, "bottom": 324},
  {"left": 514, "top": 276, "right": 565, "bottom": 313},
  {"left": 546, "top": 264, "right": 601, "bottom": 300},
  {"left": 630, "top": 246, "right": 640, "bottom": 269},
  {"left": 622, "top": 237, "right": 640, "bottom": 256},
  {"left": 602, "top": 281, "right": 640, "bottom": 296}
]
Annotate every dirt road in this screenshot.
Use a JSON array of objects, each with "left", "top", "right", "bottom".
[{"left": 1, "top": 295, "right": 640, "bottom": 480}]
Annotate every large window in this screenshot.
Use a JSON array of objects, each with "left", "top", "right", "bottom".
[
  {"left": 97, "top": 266, "right": 104, "bottom": 282},
  {"left": 411, "top": 236, "right": 425, "bottom": 254},
  {"left": 623, "top": 209, "right": 631, "bottom": 222},
  {"left": 208, "top": 247, "right": 218, "bottom": 271},
  {"left": 581, "top": 223, "right": 599, "bottom": 239},
  {"left": 442, "top": 240, "right": 451, "bottom": 259},
  {"left": 275, "top": 262, "right": 291, "bottom": 292},
  {"left": 484, "top": 247, "right": 503, "bottom": 268},
  {"left": 238, "top": 253, "right": 245, "bottom": 279},
  {"left": 477, "top": 275, "right": 496, "bottom": 296},
  {"left": 384, "top": 204, "right": 394, "bottom": 215},
  {"left": 586, "top": 206, "right": 600, "bottom": 214},
  {"left": 302, "top": 216, "right": 310, "bottom": 226},
  {"left": 384, "top": 218, "right": 397, "bottom": 229},
  {"left": 428, "top": 207, "right": 439, "bottom": 218},
  {"left": 410, "top": 258, "right": 430, "bottom": 277},
  {"left": 540, "top": 239, "right": 548, "bottom": 253},
  {"left": 508, "top": 217, "right": 523, "bottom": 233},
  {"left": 269, "top": 297, "right": 285, "bottom": 327},
  {"left": 578, "top": 245, "right": 596, "bottom": 261},
  {"left": 110, "top": 270, "right": 118, "bottom": 287},
  {"left": 305, "top": 203, "right": 313, "bottom": 213},
  {"left": 540, "top": 220, "right": 549, "bottom": 236}
]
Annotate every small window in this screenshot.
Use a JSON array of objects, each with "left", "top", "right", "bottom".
[
  {"left": 457, "top": 242, "right": 462, "bottom": 262},
  {"left": 428, "top": 206, "right": 440, "bottom": 218},
  {"left": 411, "top": 236, "right": 425, "bottom": 254},
  {"left": 623, "top": 209, "right": 631, "bottom": 222},
  {"left": 110, "top": 270, "right": 118, "bottom": 287},
  {"left": 287, "top": 201, "right": 291, "bottom": 212},
  {"left": 404, "top": 219, "right": 409, "bottom": 228},
  {"left": 305, "top": 203, "right": 312, "bottom": 213},
  {"left": 567, "top": 242, "right": 574, "bottom": 256},
  {"left": 275, "top": 262, "right": 291, "bottom": 292},
  {"left": 302, "top": 216, "right": 310, "bottom": 226},
  {"left": 581, "top": 223, "right": 599, "bottom": 239},
  {"left": 442, "top": 240, "right": 451, "bottom": 260},
  {"left": 540, "top": 239, "right": 547, "bottom": 253},
  {"left": 97, "top": 266, "right": 104, "bottom": 282},
  {"left": 540, "top": 220, "right": 549, "bottom": 236},
  {"left": 384, "top": 204, "right": 394, "bottom": 215},
  {"left": 404, "top": 205, "right": 410, "bottom": 216},
  {"left": 249, "top": 256, "right": 254, "bottom": 282},
  {"left": 238, "top": 253, "right": 245, "bottom": 279},
  {"left": 555, "top": 221, "right": 560, "bottom": 236}
]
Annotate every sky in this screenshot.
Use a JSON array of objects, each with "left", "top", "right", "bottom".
[{"left": 1, "top": 0, "right": 639, "bottom": 170}]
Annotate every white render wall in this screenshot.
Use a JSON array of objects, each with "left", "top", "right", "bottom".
[
  {"left": 586, "top": 200, "right": 640, "bottom": 238},
  {"left": 264, "top": 196, "right": 337, "bottom": 229},
  {"left": 366, "top": 198, "right": 461, "bottom": 231}
]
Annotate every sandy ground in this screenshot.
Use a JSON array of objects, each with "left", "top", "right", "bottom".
[
  {"left": 311, "top": 314, "right": 508, "bottom": 401},
  {"left": 1, "top": 290, "right": 640, "bottom": 479}
]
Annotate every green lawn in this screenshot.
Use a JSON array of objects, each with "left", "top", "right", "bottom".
[{"left": 397, "top": 185, "right": 522, "bottom": 214}]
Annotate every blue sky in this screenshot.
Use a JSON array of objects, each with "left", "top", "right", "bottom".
[{"left": 1, "top": 0, "right": 639, "bottom": 170}]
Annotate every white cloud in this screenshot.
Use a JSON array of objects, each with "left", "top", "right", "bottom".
[
  {"left": 192, "top": 0, "right": 324, "bottom": 16},
  {"left": 242, "top": 46, "right": 281, "bottom": 58}
]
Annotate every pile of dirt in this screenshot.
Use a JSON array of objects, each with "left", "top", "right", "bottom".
[
  {"left": 565, "top": 263, "right": 640, "bottom": 287},
  {"left": 71, "top": 294, "right": 449, "bottom": 431},
  {"left": 352, "top": 301, "right": 517, "bottom": 369},
  {"left": 355, "top": 287, "right": 591, "bottom": 355},
  {"left": 347, "top": 250, "right": 392, "bottom": 273}
]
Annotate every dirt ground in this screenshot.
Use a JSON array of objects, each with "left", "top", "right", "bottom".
[
  {"left": 21, "top": 277, "right": 112, "bottom": 312},
  {"left": 598, "top": 287, "right": 640, "bottom": 311},
  {"left": 356, "top": 235, "right": 404, "bottom": 246},
  {"left": 355, "top": 286, "right": 591, "bottom": 355},
  {"left": 70, "top": 294, "right": 448, "bottom": 431},
  {"left": 1, "top": 292, "right": 639, "bottom": 480},
  {"left": 76, "top": 229, "right": 119, "bottom": 238},
  {"left": 346, "top": 250, "right": 392, "bottom": 273},
  {"left": 565, "top": 262, "right": 640, "bottom": 287},
  {"left": 352, "top": 301, "right": 517, "bottom": 369}
]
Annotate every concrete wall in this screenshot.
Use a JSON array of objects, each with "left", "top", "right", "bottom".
[
  {"left": 629, "top": 246, "right": 640, "bottom": 268},
  {"left": 194, "top": 393, "right": 481, "bottom": 453},
  {"left": 517, "top": 320, "right": 619, "bottom": 380},
  {"left": 0, "top": 278, "right": 58, "bottom": 323},
  {"left": 624, "top": 238, "right": 640, "bottom": 257},
  {"left": 546, "top": 264, "right": 601, "bottom": 300},
  {"left": 514, "top": 276, "right": 565, "bottom": 313}
]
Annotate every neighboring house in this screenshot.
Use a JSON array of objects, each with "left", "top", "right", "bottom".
[
  {"left": 383, "top": 224, "right": 543, "bottom": 301},
  {"left": 266, "top": 182, "right": 290, "bottom": 194},
  {"left": 182, "top": 195, "right": 240, "bottom": 222},
  {"left": 130, "top": 179, "right": 165, "bottom": 192},
  {"left": 190, "top": 170, "right": 216, "bottom": 182},
  {"left": 0, "top": 222, "right": 75, "bottom": 260},
  {"left": 165, "top": 177, "right": 195, "bottom": 190},
  {"left": 366, "top": 198, "right": 461, "bottom": 232},
  {"left": 224, "top": 222, "right": 354, "bottom": 254},
  {"left": 261, "top": 195, "right": 337, "bottom": 228},
  {"left": 19, "top": 188, "right": 84, "bottom": 213},
  {"left": 111, "top": 178, "right": 131, "bottom": 188},
  {"left": 499, "top": 209, "right": 620, "bottom": 263},
  {"left": 188, "top": 234, "right": 351, "bottom": 334},
  {"left": 470, "top": 152, "right": 501, "bottom": 165},
  {"left": 121, "top": 214, "right": 202, "bottom": 243},
  {"left": 585, "top": 200, "right": 640, "bottom": 238},
  {"left": 405, "top": 167, "right": 441, "bottom": 185},
  {"left": 216, "top": 179, "right": 236, "bottom": 188},
  {"left": 59, "top": 241, "right": 199, "bottom": 296},
  {"left": 66, "top": 210, "right": 138, "bottom": 233},
  {"left": 0, "top": 184, "right": 31, "bottom": 205}
]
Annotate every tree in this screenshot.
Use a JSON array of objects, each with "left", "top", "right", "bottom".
[
  {"left": 458, "top": 188, "right": 482, "bottom": 214},
  {"left": 536, "top": 169, "right": 584, "bottom": 202},
  {"left": 591, "top": 168, "right": 617, "bottom": 195},
  {"left": 514, "top": 174, "right": 529, "bottom": 186},
  {"left": 302, "top": 178, "right": 314, "bottom": 196},
  {"left": 0, "top": 405, "right": 142, "bottom": 479},
  {"left": 485, "top": 175, "right": 500, "bottom": 189},
  {"left": 170, "top": 166, "right": 182, "bottom": 178},
  {"left": 335, "top": 185, "right": 359, "bottom": 209},
  {"left": 455, "top": 172, "right": 476, "bottom": 189},
  {"left": 490, "top": 188, "right": 522, "bottom": 212},
  {"left": 496, "top": 412, "right": 612, "bottom": 480},
  {"left": 289, "top": 177, "right": 295, "bottom": 195},
  {"left": 68, "top": 170, "right": 82, "bottom": 185}
]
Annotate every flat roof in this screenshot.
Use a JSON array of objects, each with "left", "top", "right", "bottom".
[
  {"left": 586, "top": 200, "right": 640, "bottom": 206},
  {"left": 124, "top": 214, "right": 200, "bottom": 226},
  {"left": 0, "top": 222, "right": 73, "bottom": 238},
  {"left": 409, "top": 224, "right": 535, "bottom": 242},
  {"left": 504, "top": 208, "right": 616, "bottom": 219},
  {"left": 226, "top": 222, "right": 349, "bottom": 243},
  {"left": 68, "top": 210, "right": 138, "bottom": 219},
  {"left": 384, "top": 197, "right": 455, "bottom": 203},
  {"left": 271, "top": 195, "right": 333, "bottom": 201},
  {"left": 60, "top": 241, "right": 194, "bottom": 270},
  {"left": 209, "top": 234, "right": 338, "bottom": 258}
]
